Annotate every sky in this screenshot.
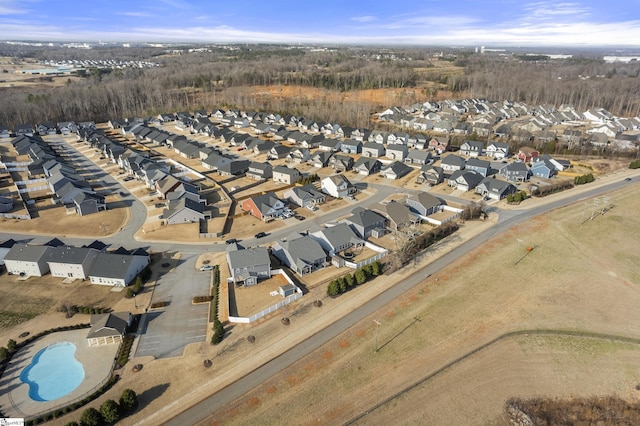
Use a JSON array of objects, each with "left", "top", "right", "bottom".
[{"left": 0, "top": 0, "right": 639, "bottom": 47}]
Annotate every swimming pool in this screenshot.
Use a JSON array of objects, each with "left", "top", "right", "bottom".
[{"left": 20, "top": 342, "right": 85, "bottom": 402}]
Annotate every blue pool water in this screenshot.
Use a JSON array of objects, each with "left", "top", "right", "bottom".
[{"left": 20, "top": 342, "right": 85, "bottom": 402}]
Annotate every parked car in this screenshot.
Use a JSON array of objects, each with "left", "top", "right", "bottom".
[
  {"left": 295, "top": 215, "right": 305, "bottom": 221},
  {"left": 305, "top": 204, "right": 318, "bottom": 211},
  {"left": 225, "top": 238, "right": 238, "bottom": 244},
  {"left": 200, "top": 265, "right": 213, "bottom": 271},
  {"left": 254, "top": 232, "right": 266, "bottom": 239},
  {"left": 123, "top": 176, "right": 134, "bottom": 181}
]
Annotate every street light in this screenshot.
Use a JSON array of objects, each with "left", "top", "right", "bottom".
[{"left": 373, "top": 319, "right": 381, "bottom": 352}]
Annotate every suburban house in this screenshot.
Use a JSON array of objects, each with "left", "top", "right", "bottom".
[
  {"left": 246, "top": 162, "right": 273, "bottom": 181},
  {"left": 267, "top": 144, "right": 290, "bottom": 160},
  {"left": 486, "top": 142, "right": 509, "bottom": 159},
  {"left": 310, "top": 223, "right": 364, "bottom": 257},
  {"left": 86, "top": 312, "right": 132, "bottom": 346},
  {"left": 0, "top": 239, "right": 16, "bottom": 266},
  {"left": 405, "top": 150, "right": 432, "bottom": 165},
  {"left": 329, "top": 154, "right": 355, "bottom": 172},
  {"left": 163, "top": 198, "right": 207, "bottom": 225},
  {"left": 440, "top": 154, "right": 466, "bottom": 172},
  {"left": 362, "top": 142, "right": 386, "bottom": 158},
  {"left": 416, "top": 165, "right": 444, "bottom": 185},
  {"left": 218, "top": 159, "right": 251, "bottom": 177},
  {"left": 4, "top": 244, "right": 52, "bottom": 277},
  {"left": 283, "top": 184, "right": 326, "bottom": 208},
  {"left": 226, "top": 245, "right": 272, "bottom": 286},
  {"left": 272, "top": 165, "right": 301, "bottom": 185},
  {"left": 354, "top": 158, "right": 382, "bottom": 176},
  {"left": 45, "top": 246, "right": 99, "bottom": 280},
  {"left": 499, "top": 162, "right": 530, "bottom": 182},
  {"left": 89, "top": 251, "right": 150, "bottom": 287},
  {"left": 241, "top": 192, "right": 287, "bottom": 221},
  {"left": 318, "top": 138, "right": 342, "bottom": 152},
  {"left": 517, "top": 147, "right": 539, "bottom": 163},
  {"left": 286, "top": 147, "right": 311, "bottom": 164},
  {"left": 72, "top": 193, "right": 106, "bottom": 217},
  {"left": 465, "top": 158, "right": 491, "bottom": 177},
  {"left": 530, "top": 156, "right": 557, "bottom": 179},
  {"left": 428, "top": 137, "right": 450, "bottom": 154},
  {"left": 321, "top": 174, "right": 355, "bottom": 198},
  {"left": 308, "top": 150, "right": 333, "bottom": 168},
  {"left": 272, "top": 232, "right": 327, "bottom": 276},
  {"left": 406, "top": 192, "right": 442, "bottom": 216},
  {"left": 380, "top": 161, "right": 413, "bottom": 180},
  {"left": 475, "top": 178, "right": 517, "bottom": 200},
  {"left": 343, "top": 207, "right": 387, "bottom": 239},
  {"left": 448, "top": 170, "right": 484, "bottom": 191},
  {"left": 386, "top": 145, "right": 409, "bottom": 161},
  {"left": 370, "top": 201, "right": 420, "bottom": 231},
  {"left": 340, "top": 139, "right": 362, "bottom": 154},
  {"left": 459, "top": 140, "right": 484, "bottom": 157}
]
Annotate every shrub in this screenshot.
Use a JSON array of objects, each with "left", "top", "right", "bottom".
[
  {"left": 327, "top": 280, "right": 340, "bottom": 297},
  {"left": 65, "top": 422, "right": 80, "bottom": 426},
  {"left": 630, "top": 159, "right": 640, "bottom": 169},
  {"left": 80, "top": 407, "right": 103, "bottom": 426},
  {"left": 344, "top": 273, "right": 355, "bottom": 288},
  {"left": 99, "top": 399, "right": 120, "bottom": 424},
  {"left": 354, "top": 269, "right": 367, "bottom": 285},
  {"left": 119, "top": 389, "right": 138, "bottom": 412},
  {"left": 371, "top": 261, "right": 382, "bottom": 276},
  {"left": 211, "top": 319, "right": 225, "bottom": 345},
  {"left": 337, "top": 277, "right": 347, "bottom": 294},
  {"left": 0, "top": 347, "right": 8, "bottom": 360}
]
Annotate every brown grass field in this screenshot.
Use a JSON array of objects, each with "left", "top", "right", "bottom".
[{"left": 199, "top": 182, "right": 640, "bottom": 425}]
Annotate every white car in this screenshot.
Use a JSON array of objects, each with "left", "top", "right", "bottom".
[
  {"left": 305, "top": 205, "right": 318, "bottom": 211},
  {"left": 200, "top": 265, "right": 213, "bottom": 271}
]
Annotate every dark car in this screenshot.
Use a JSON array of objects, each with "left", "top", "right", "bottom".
[
  {"left": 225, "top": 238, "right": 238, "bottom": 244},
  {"left": 295, "top": 215, "right": 306, "bottom": 221},
  {"left": 625, "top": 177, "right": 632, "bottom": 181},
  {"left": 254, "top": 232, "right": 266, "bottom": 239}
]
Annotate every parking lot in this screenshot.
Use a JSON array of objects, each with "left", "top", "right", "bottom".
[{"left": 135, "top": 253, "right": 211, "bottom": 359}]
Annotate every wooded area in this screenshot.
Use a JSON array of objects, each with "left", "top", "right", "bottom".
[{"left": 1, "top": 44, "right": 639, "bottom": 129}]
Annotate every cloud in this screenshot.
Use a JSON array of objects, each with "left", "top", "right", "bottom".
[
  {"left": 0, "top": 0, "right": 30, "bottom": 15},
  {"left": 522, "top": 1, "right": 591, "bottom": 20},
  {"left": 117, "top": 11, "right": 156, "bottom": 18},
  {"left": 351, "top": 15, "right": 376, "bottom": 23}
]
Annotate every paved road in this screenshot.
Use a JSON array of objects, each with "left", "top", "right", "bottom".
[{"left": 164, "top": 176, "right": 635, "bottom": 426}]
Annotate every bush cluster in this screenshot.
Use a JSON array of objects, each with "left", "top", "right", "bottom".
[
  {"left": 298, "top": 174, "right": 319, "bottom": 185},
  {"left": 629, "top": 159, "right": 640, "bottom": 169},
  {"left": 327, "top": 261, "right": 382, "bottom": 297},
  {"left": 531, "top": 180, "right": 574, "bottom": 197},
  {"left": 25, "top": 378, "right": 124, "bottom": 426},
  {"left": 115, "top": 335, "right": 135, "bottom": 368},
  {"left": 193, "top": 295, "right": 213, "bottom": 303},
  {"left": 574, "top": 173, "right": 595, "bottom": 185},
  {"left": 58, "top": 304, "right": 110, "bottom": 316},
  {"left": 210, "top": 265, "right": 225, "bottom": 345},
  {"left": 506, "top": 190, "right": 528, "bottom": 204},
  {"left": 124, "top": 276, "right": 144, "bottom": 299}
]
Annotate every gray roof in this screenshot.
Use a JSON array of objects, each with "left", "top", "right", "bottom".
[
  {"left": 46, "top": 246, "right": 98, "bottom": 265},
  {"left": 466, "top": 158, "right": 491, "bottom": 169},
  {"left": 163, "top": 197, "right": 205, "bottom": 219},
  {"left": 278, "top": 233, "right": 326, "bottom": 268},
  {"left": 383, "top": 161, "right": 412, "bottom": 178},
  {"left": 227, "top": 246, "right": 270, "bottom": 270},
  {"left": 86, "top": 312, "right": 130, "bottom": 339},
  {"left": 311, "top": 223, "right": 361, "bottom": 250},
  {"left": 370, "top": 201, "right": 416, "bottom": 227},
  {"left": 4, "top": 243, "right": 52, "bottom": 262},
  {"left": 346, "top": 207, "right": 386, "bottom": 228},
  {"left": 89, "top": 252, "right": 143, "bottom": 279},
  {"left": 408, "top": 192, "right": 441, "bottom": 211},
  {"left": 441, "top": 154, "right": 466, "bottom": 167}
]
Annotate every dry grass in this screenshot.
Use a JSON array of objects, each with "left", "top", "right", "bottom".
[{"left": 202, "top": 182, "right": 640, "bottom": 425}]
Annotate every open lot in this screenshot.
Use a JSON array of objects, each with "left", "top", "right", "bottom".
[{"left": 199, "top": 182, "right": 640, "bottom": 425}]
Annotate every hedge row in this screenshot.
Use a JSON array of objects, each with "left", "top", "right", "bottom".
[
  {"left": 115, "top": 335, "right": 135, "bottom": 369},
  {"left": 327, "top": 261, "right": 382, "bottom": 297},
  {"left": 210, "top": 265, "right": 225, "bottom": 345}
]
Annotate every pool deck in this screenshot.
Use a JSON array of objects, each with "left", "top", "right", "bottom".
[{"left": 0, "top": 329, "right": 119, "bottom": 420}]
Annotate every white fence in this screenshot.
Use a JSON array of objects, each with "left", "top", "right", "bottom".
[
  {"left": 344, "top": 241, "right": 388, "bottom": 269},
  {"left": 228, "top": 269, "right": 302, "bottom": 324}
]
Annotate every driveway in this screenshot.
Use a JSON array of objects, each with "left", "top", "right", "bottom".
[{"left": 135, "top": 253, "right": 211, "bottom": 359}]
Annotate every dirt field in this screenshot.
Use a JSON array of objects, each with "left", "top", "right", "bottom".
[{"left": 199, "top": 181, "right": 640, "bottom": 425}]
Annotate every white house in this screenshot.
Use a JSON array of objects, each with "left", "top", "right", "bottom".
[
  {"left": 89, "top": 252, "right": 151, "bottom": 287},
  {"left": 4, "top": 244, "right": 53, "bottom": 277},
  {"left": 321, "top": 175, "right": 355, "bottom": 198},
  {"left": 46, "top": 246, "right": 99, "bottom": 280}
]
